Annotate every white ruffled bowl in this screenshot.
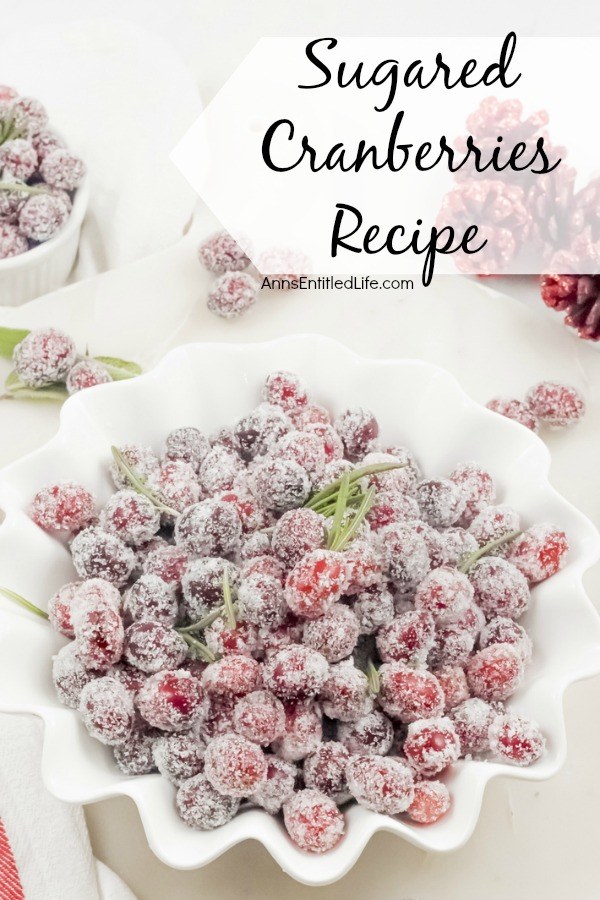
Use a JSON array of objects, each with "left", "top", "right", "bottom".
[
  {"left": 0, "top": 176, "right": 89, "bottom": 307},
  {"left": 0, "top": 336, "right": 598, "bottom": 886}
]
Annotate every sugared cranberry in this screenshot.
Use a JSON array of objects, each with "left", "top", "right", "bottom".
[
  {"left": 319, "top": 661, "right": 373, "bottom": 722},
  {"left": 153, "top": 732, "right": 206, "bottom": 785},
  {"left": 66, "top": 359, "right": 112, "bottom": 394},
  {"left": 380, "top": 523, "right": 430, "bottom": 593},
  {"left": 18, "top": 193, "right": 69, "bottom": 242},
  {"left": 124, "top": 622, "right": 186, "bottom": 673},
  {"left": 437, "top": 528, "right": 479, "bottom": 567},
  {"left": 414, "top": 566, "right": 474, "bottom": 624},
  {"left": 376, "top": 610, "right": 435, "bottom": 666},
  {"left": 30, "top": 482, "right": 95, "bottom": 532},
  {"left": 251, "top": 458, "right": 311, "bottom": 512},
  {"left": 202, "top": 654, "right": 261, "bottom": 698},
  {"left": 285, "top": 549, "right": 348, "bottom": 619},
  {"left": 204, "top": 617, "right": 260, "bottom": 657},
  {"left": 149, "top": 460, "right": 200, "bottom": 514},
  {"left": 100, "top": 490, "right": 160, "bottom": 546},
  {"left": 304, "top": 422, "right": 344, "bottom": 463},
  {"left": 74, "top": 604, "right": 125, "bottom": 671},
  {"left": 292, "top": 402, "right": 331, "bottom": 429},
  {"left": 181, "top": 557, "right": 239, "bottom": 620},
  {"left": 468, "top": 504, "right": 521, "bottom": 550},
  {"left": 242, "top": 554, "right": 285, "bottom": 584},
  {"left": 198, "top": 230, "right": 250, "bottom": 274},
  {"left": 175, "top": 499, "right": 241, "bottom": 557},
  {"left": 238, "top": 572, "right": 286, "bottom": 628},
  {"left": 304, "top": 742, "right": 350, "bottom": 799},
  {"left": 378, "top": 663, "right": 445, "bottom": 723},
  {"left": 235, "top": 403, "right": 292, "bottom": 461},
  {"left": 283, "top": 789, "right": 345, "bottom": 853},
  {"left": 479, "top": 617, "right": 532, "bottom": 664},
  {"left": 52, "top": 643, "right": 98, "bottom": 708},
  {"left": 525, "top": 382, "right": 585, "bottom": 428},
  {"left": 142, "top": 543, "right": 188, "bottom": 586},
  {"left": 137, "top": 670, "right": 206, "bottom": 732},
  {"left": 415, "top": 479, "right": 466, "bottom": 528},
  {"left": 344, "top": 539, "right": 383, "bottom": 594},
  {"left": 47, "top": 581, "right": 81, "bottom": 637},
  {"left": 407, "top": 780, "right": 451, "bottom": 824},
  {"left": 486, "top": 398, "right": 539, "bottom": 432},
  {"left": 198, "top": 446, "right": 244, "bottom": 494},
  {"left": 403, "top": 717, "right": 460, "bottom": 777},
  {"left": 165, "top": 426, "right": 210, "bottom": 471},
  {"left": 334, "top": 407, "right": 379, "bottom": 460},
  {"left": 199, "top": 695, "right": 237, "bottom": 742},
  {"left": 507, "top": 524, "right": 568, "bottom": 583},
  {"left": 488, "top": 713, "right": 545, "bottom": 766},
  {"left": 450, "top": 462, "right": 495, "bottom": 524},
  {"left": 303, "top": 605, "right": 360, "bottom": 662},
  {"left": 466, "top": 644, "right": 524, "bottom": 701},
  {"left": 71, "top": 527, "right": 135, "bottom": 587},
  {"left": 78, "top": 676, "right": 134, "bottom": 745},
  {"left": 113, "top": 728, "right": 157, "bottom": 775},
  {"left": 233, "top": 690, "right": 285, "bottom": 745},
  {"left": 204, "top": 733, "right": 267, "bottom": 796},
  {"left": 273, "top": 700, "right": 322, "bottom": 761},
  {"left": 273, "top": 430, "right": 327, "bottom": 485},
  {"left": 367, "top": 490, "right": 420, "bottom": 531},
  {"left": 338, "top": 710, "right": 394, "bottom": 756},
  {"left": 220, "top": 487, "right": 270, "bottom": 533},
  {"left": 0, "top": 222, "right": 27, "bottom": 258},
  {"left": 207, "top": 272, "right": 259, "bottom": 318},
  {"left": 272, "top": 508, "right": 326, "bottom": 568},
  {"left": 39, "top": 147, "right": 85, "bottom": 190},
  {"left": 122, "top": 574, "right": 178, "bottom": 625},
  {"left": 110, "top": 444, "right": 159, "bottom": 490},
  {"left": 263, "top": 371, "right": 308, "bottom": 413},
  {"left": 451, "top": 697, "right": 500, "bottom": 754},
  {"left": 346, "top": 755, "right": 414, "bottom": 814},
  {"left": 469, "top": 557, "right": 530, "bottom": 619},
  {"left": 352, "top": 584, "right": 395, "bottom": 635},
  {"left": 428, "top": 623, "right": 475, "bottom": 669},
  {"left": 250, "top": 757, "right": 297, "bottom": 813},
  {"left": 434, "top": 665, "right": 469, "bottom": 711},
  {"left": 176, "top": 773, "right": 240, "bottom": 829},
  {"left": 263, "top": 644, "right": 328, "bottom": 700}
]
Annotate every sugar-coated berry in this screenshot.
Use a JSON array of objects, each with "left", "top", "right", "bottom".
[
  {"left": 346, "top": 755, "right": 414, "bottom": 814},
  {"left": 165, "top": 426, "right": 210, "bottom": 472},
  {"left": 242, "top": 553, "right": 284, "bottom": 584},
  {"left": 175, "top": 499, "right": 241, "bottom": 557},
  {"left": 12, "top": 96, "right": 48, "bottom": 136},
  {"left": 78, "top": 676, "right": 134, "bottom": 745},
  {"left": 137, "top": 669, "right": 206, "bottom": 732},
  {"left": 273, "top": 430, "right": 327, "bottom": 484},
  {"left": 14, "top": 328, "right": 77, "bottom": 388},
  {"left": 285, "top": 549, "right": 348, "bottom": 619},
  {"left": 220, "top": 486, "right": 270, "bottom": 533},
  {"left": 466, "top": 644, "right": 524, "bottom": 701},
  {"left": 153, "top": 732, "right": 206, "bottom": 785},
  {"left": 198, "top": 230, "right": 250, "bottom": 274},
  {"left": 31, "top": 481, "right": 95, "bottom": 532},
  {"left": 181, "top": 557, "right": 238, "bottom": 620},
  {"left": 100, "top": 490, "right": 160, "bottom": 546},
  {"left": 124, "top": 622, "right": 187, "bottom": 673},
  {"left": 272, "top": 508, "right": 326, "bottom": 568},
  {"left": 283, "top": 789, "right": 345, "bottom": 853},
  {"left": 488, "top": 713, "right": 545, "bottom": 766},
  {"left": 240, "top": 531, "right": 272, "bottom": 561},
  {"left": 450, "top": 462, "right": 496, "bottom": 524},
  {"left": 204, "top": 617, "right": 260, "bottom": 658},
  {"left": 338, "top": 710, "right": 394, "bottom": 756},
  {"left": 250, "top": 757, "right": 297, "bottom": 813},
  {"left": 434, "top": 665, "right": 470, "bottom": 710},
  {"left": 319, "top": 660, "right": 374, "bottom": 722},
  {"left": 451, "top": 697, "right": 500, "bottom": 754},
  {"left": 352, "top": 584, "right": 395, "bottom": 635},
  {"left": 468, "top": 504, "right": 521, "bottom": 550},
  {"left": 71, "top": 527, "right": 136, "bottom": 587},
  {"left": 469, "top": 556, "right": 530, "bottom": 620},
  {"left": 143, "top": 542, "right": 188, "bottom": 586},
  {"left": 378, "top": 663, "right": 445, "bottom": 723},
  {"left": 18, "top": 192, "right": 69, "bottom": 242},
  {"left": 199, "top": 695, "right": 237, "bottom": 742},
  {"left": 479, "top": 617, "right": 533, "bottom": 664},
  {"left": 304, "top": 741, "right": 350, "bottom": 799},
  {"left": 251, "top": 457, "right": 310, "bottom": 512},
  {"left": 367, "top": 490, "right": 420, "bottom": 531},
  {"left": 39, "top": 147, "right": 85, "bottom": 190},
  {"left": 0, "top": 138, "right": 38, "bottom": 180},
  {"left": 111, "top": 662, "right": 147, "bottom": 695},
  {"left": 0, "top": 218, "right": 28, "bottom": 257},
  {"left": 303, "top": 604, "right": 360, "bottom": 662},
  {"left": 233, "top": 690, "right": 285, "bottom": 744},
  {"left": 525, "top": 382, "right": 585, "bottom": 428},
  {"left": 32, "top": 130, "right": 63, "bottom": 162},
  {"left": 122, "top": 574, "right": 178, "bottom": 625},
  {"left": 176, "top": 773, "right": 240, "bottom": 829},
  {"left": 202, "top": 654, "right": 261, "bottom": 698},
  {"left": 235, "top": 403, "right": 292, "bottom": 461},
  {"left": 47, "top": 581, "right": 81, "bottom": 637},
  {"left": 204, "top": 733, "right": 267, "bottom": 796},
  {"left": 428, "top": 623, "right": 475, "bottom": 669},
  {"left": 304, "top": 422, "right": 344, "bottom": 463},
  {"left": 66, "top": 359, "right": 112, "bottom": 394},
  {"left": 273, "top": 700, "right": 322, "bottom": 761},
  {"left": 407, "top": 780, "right": 451, "bottom": 824},
  {"left": 149, "top": 460, "right": 200, "bottom": 514},
  {"left": 380, "top": 523, "right": 430, "bottom": 593},
  {"left": 198, "top": 446, "right": 244, "bottom": 495},
  {"left": 262, "top": 371, "right": 308, "bottom": 413},
  {"left": 376, "top": 610, "right": 435, "bottom": 666},
  {"left": 110, "top": 444, "right": 159, "bottom": 491},
  {"left": 415, "top": 479, "right": 466, "bottom": 528},
  {"left": 74, "top": 604, "right": 125, "bottom": 671},
  {"left": 113, "top": 728, "right": 157, "bottom": 776},
  {"left": 52, "top": 643, "right": 98, "bottom": 708},
  {"left": 293, "top": 402, "right": 331, "bottom": 430},
  {"left": 238, "top": 572, "right": 286, "bottom": 629},
  {"left": 344, "top": 539, "right": 383, "bottom": 595},
  {"left": 263, "top": 644, "right": 328, "bottom": 700},
  {"left": 486, "top": 398, "right": 539, "bottom": 432},
  {"left": 437, "top": 527, "right": 478, "bottom": 567},
  {"left": 414, "top": 566, "right": 474, "bottom": 624},
  {"left": 207, "top": 272, "right": 259, "bottom": 319},
  {"left": 403, "top": 717, "right": 460, "bottom": 777},
  {"left": 507, "top": 524, "right": 568, "bottom": 583},
  {"left": 334, "top": 407, "right": 379, "bottom": 459}
]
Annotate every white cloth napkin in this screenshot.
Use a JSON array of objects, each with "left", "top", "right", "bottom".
[
  {"left": 0, "top": 18, "right": 202, "bottom": 279},
  {"left": 0, "top": 714, "right": 136, "bottom": 900}
]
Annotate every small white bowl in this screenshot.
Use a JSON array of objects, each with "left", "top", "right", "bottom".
[
  {"left": 0, "top": 336, "right": 598, "bottom": 885},
  {"left": 0, "top": 176, "right": 89, "bottom": 307}
]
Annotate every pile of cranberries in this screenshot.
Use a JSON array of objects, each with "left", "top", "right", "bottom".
[
  {"left": 29, "top": 371, "right": 567, "bottom": 853},
  {"left": 0, "top": 86, "right": 85, "bottom": 259},
  {"left": 487, "top": 381, "right": 585, "bottom": 432}
]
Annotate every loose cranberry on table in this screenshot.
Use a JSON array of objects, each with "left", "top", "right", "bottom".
[{"left": 19, "top": 366, "right": 560, "bottom": 851}]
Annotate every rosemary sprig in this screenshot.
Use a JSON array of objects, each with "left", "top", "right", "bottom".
[
  {"left": 366, "top": 659, "right": 380, "bottom": 695},
  {"left": 330, "top": 485, "right": 376, "bottom": 552},
  {"left": 326, "top": 472, "right": 350, "bottom": 549},
  {"left": 111, "top": 446, "right": 179, "bottom": 517},
  {"left": 176, "top": 604, "right": 234, "bottom": 634},
  {"left": 458, "top": 530, "right": 522, "bottom": 574},
  {"left": 0, "top": 587, "right": 49, "bottom": 620},
  {"left": 304, "top": 461, "right": 404, "bottom": 511},
  {"left": 222, "top": 569, "right": 237, "bottom": 629},
  {"left": 0, "top": 182, "right": 45, "bottom": 196},
  {"left": 178, "top": 632, "right": 217, "bottom": 663}
]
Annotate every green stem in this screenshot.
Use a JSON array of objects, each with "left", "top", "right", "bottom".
[
  {"left": 176, "top": 605, "right": 230, "bottom": 634},
  {"left": 0, "top": 182, "right": 45, "bottom": 196},
  {"left": 179, "top": 632, "right": 217, "bottom": 663},
  {"left": 222, "top": 569, "right": 236, "bottom": 629},
  {"left": 331, "top": 485, "right": 376, "bottom": 552},
  {"left": 458, "top": 530, "right": 522, "bottom": 574},
  {"left": 0, "top": 587, "right": 49, "bottom": 620},
  {"left": 305, "top": 461, "right": 404, "bottom": 510},
  {"left": 111, "top": 446, "right": 179, "bottom": 517},
  {"left": 366, "top": 659, "right": 380, "bottom": 695},
  {"left": 327, "top": 472, "right": 350, "bottom": 549}
]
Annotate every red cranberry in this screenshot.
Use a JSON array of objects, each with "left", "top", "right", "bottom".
[
  {"left": 304, "top": 741, "right": 350, "bottom": 799},
  {"left": 100, "top": 490, "right": 160, "bottom": 546},
  {"left": 74, "top": 604, "right": 125, "bottom": 671},
  {"left": 367, "top": 490, "right": 420, "bottom": 531},
  {"left": 346, "top": 755, "right": 414, "bottom": 814},
  {"left": 488, "top": 713, "right": 545, "bottom": 765},
  {"left": 285, "top": 549, "right": 348, "bottom": 619},
  {"left": 450, "top": 462, "right": 496, "bottom": 524},
  {"left": 205, "top": 617, "right": 260, "bottom": 657},
  {"left": 403, "top": 717, "right": 460, "bottom": 776},
  {"left": 263, "top": 371, "right": 308, "bottom": 413},
  {"left": 338, "top": 710, "right": 394, "bottom": 756},
  {"left": 207, "top": 272, "right": 259, "bottom": 318},
  {"left": 70, "top": 527, "right": 135, "bottom": 587},
  {"left": 344, "top": 539, "right": 383, "bottom": 594},
  {"left": 273, "top": 430, "right": 327, "bottom": 484},
  {"left": 235, "top": 403, "right": 292, "bottom": 461},
  {"left": 479, "top": 617, "right": 532, "bottom": 664},
  {"left": 47, "top": 581, "right": 81, "bottom": 637},
  {"left": 13, "top": 328, "right": 77, "bottom": 388},
  {"left": 525, "top": 382, "right": 585, "bottom": 428},
  {"left": 52, "top": 643, "right": 99, "bottom": 708},
  {"left": 273, "top": 700, "right": 322, "bottom": 761},
  {"left": 202, "top": 655, "right": 261, "bottom": 698},
  {"left": 31, "top": 482, "right": 95, "bottom": 532},
  {"left": 334, "top": 408, "right": 379, "bottom": 459},
  {"left": 303, "top": 605, "right": 360, "bottom": 662},
  {"left": 204, "top": 733, "right": 267, "bottom": 796},
  {"left": 469, "top": 505, "right": 521, "bottom": 549},
  {"left": 466, "top": 644, "right": 524, "bottom": 701},
  {"left": 181, "top": 557, "right": 239, "bottom": 620},
  {"left": 143, "top": 543, "right": 188, "bottom": 586},
  {"left": 352, "top": 584, "right": 395, "bottom": 635},
  {"left": 250, "top": 757, "right": 297, "bottom": 813},
  {"left": 414, "top": 566, "right": 474, "bottom": 624},
  {"left": 376, "top": 610, "right": 435, "bottom": 666},
  {"left": 251, "top": 458, "right": 311, "bottom": 512},
  {"left": 378, "top": 663, "right": 445, "bottom": 723},
  {"left": 175, "top": 499, "right": 242, "bottom": 557},
  {"left": 149, "top": 460, "right": 200, "bottom": 513},
  {"left": 66, "top": 359, "right": 112, "bottom": 394},
  {"left": 272, "top": 508, "right": 326, "bottom": 569},
  {"left": 434, "top": 665, "right": 470, "bottom": 710},
  {"left": 233, "top": 690, "right": 285, "bottom": 744},
  {"left": 198, "top": 446, "right": 244, "bottom": 494},
  {"left": 122, "top": 574, "right": 178, "bottom": 625},
  {"left": 124, "top": 622, "right": 187, "bottom": 673},
  {"left": 198, "top": 230, "right": 250, "bottom": 274},
  {"left": 137, "top": 670, "right": 206, "bottom": 732},
  {"left": 238, "top": 572, "right": 286, "bottom": 629},
  {"left": 407, "top": 780, "right": 451, "bottom": 824},
  {"left": 486, "top": 397, "right": 539, "bottom": 432},
  {"left": 469, "top": 557, "right": 530, "bottom": 619},
  {"left": 263, "top": 644, "right": 328, "bottom": 700},
  {"left": 110, "top": 444, "right": 159, "bottom": 491},
  {"left": 319, "top": 661, "right": 373, "bottom": 722},
  {"left": 380, "top": 523, "right": 430, "bottom": 593},
  {"left": 304, "top": 423, "right": 344, "bottom": 463},
  {"left": 507, "top": 524, "right": 568, "bottom": 583},
  {"left": 153, "top": 732, "right": 206, "bottom": 785},
  {"left": 78, "top": 676, "right": 134, "bottom": 745},
  {"left": 451, "top": 697, "right": 500, "bottom": 754},
  {"left": 165, "top": 426, "right": 210, "bottom": 471},
  {"left": 283, "top": 789, "right": 345, "bottom": 852},
  {"left": 176, "top": 773, "right": 240, "bottom": 829},
  {"left": 415, "top": 479, "right": 466, "bottom": 528},
  {"left": 113, "top": 728, "right": 157, "bottom": 775}
]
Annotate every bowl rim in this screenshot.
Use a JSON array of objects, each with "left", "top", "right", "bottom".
[
  {"left": 0, "top": 174, "right": 89, "bottom": 271},
  {"left": 0, "top": 335, "right": 599, "bottom": 884}
]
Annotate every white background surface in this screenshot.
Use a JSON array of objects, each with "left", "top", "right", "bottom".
[{"left": 2, "top": 3, "right": 600, "bottom": 899}]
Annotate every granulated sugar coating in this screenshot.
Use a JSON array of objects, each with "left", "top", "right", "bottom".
[
  {"left": 525, "top": 382, "right": 585, "bottom": 429},
  {"left": 34, "top": 368, "right": 564, "bottom": 850},
  {"left": 197, "top": 230, "right": 251, "bottom": 275},
  {"left": 486, "top": 397, "right": 540, "bottom": 432}
]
